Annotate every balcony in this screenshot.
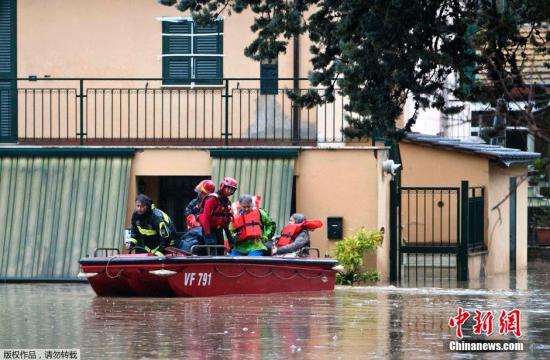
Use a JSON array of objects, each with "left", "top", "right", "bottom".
[{"left": 1, "top": 78, "right": 353, "bottom": 146}]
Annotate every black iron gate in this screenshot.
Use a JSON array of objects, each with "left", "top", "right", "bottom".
[{"left": 390, "top": 180, "right": 485, "bottom": 286}]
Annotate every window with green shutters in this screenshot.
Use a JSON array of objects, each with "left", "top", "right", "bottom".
[{"left": 162, "top": 18, "right": 223, "bottom": 85}]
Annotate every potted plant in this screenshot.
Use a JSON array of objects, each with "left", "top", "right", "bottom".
[{"left": 529, "top": 207, "right": 550, "bottom": 246}]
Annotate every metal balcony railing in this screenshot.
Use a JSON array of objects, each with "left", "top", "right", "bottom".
[{"left": 1, "top": 77, "right": 357, "bottom": 146}]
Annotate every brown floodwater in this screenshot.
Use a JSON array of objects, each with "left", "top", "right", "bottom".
[{"left": 1, "top": 260, "right": 549, "bottom": 359}]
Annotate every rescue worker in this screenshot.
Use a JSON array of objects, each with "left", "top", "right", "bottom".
[
  {"left": 128, "top": 194, "right": 177, "bottom": 256},
  {"left": 272, "top": 213, "right": 322, "bottom": 256},
  {"left": 184, "top": 179, "right": 216, "bottom": 229},
  {"left": 230, "top": 194, "right": 276, "bottom": 256},
  {"left": 178, "top": 179, "right": 216, "bottom": 254},
  {"left": 198, "top": 177, "right": 238, "bottom": 255}
]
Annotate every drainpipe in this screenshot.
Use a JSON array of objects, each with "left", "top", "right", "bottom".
[{"left": 292, "top": 34, "right": 301, "bottom": 144}]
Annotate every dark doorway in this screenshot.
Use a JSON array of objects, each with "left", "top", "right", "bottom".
[
  {"left": 136, "top": 176, "right": 210, "bottom": 233},
  {"left": 159, "top": 176, "right": 210, "bottom": 233}
]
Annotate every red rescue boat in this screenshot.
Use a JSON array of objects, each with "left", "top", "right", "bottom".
[{"left": 79, "top": 251, "right": 338, "bottom": 297}]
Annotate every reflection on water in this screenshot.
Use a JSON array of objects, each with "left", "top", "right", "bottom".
[{"left": 1, "top": 261, "right": 549, "bottom": 359}]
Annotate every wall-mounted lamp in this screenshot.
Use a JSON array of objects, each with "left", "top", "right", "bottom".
[{"left": 382, "top": 159, "right": 402, "bottom": 176}]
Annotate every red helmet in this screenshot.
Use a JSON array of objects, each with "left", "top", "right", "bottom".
[
  {"left": 220, "top": 177, "right": 238, "bottom": 196},
  {"left": 195, "top": 179, "right": 215, "bottom": 195}
]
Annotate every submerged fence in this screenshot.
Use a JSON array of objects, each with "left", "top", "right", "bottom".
[{"left": 1, "top": 78, "right": 358, "bottom": 146}]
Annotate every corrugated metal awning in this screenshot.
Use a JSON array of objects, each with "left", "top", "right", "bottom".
[
  {"left": 211, "top": 154, "right": 295, "bottom": 232},
  {"left": 0, "top": 155, "right": 132, "bottom": 280}
]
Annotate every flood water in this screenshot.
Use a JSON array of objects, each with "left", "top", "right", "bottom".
[{"left": 1, "top": 260, "right": 549, "bottom": 359}]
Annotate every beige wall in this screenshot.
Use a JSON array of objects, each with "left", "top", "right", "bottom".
[
  {"left": 401, "top": 141, "right": 529, "bottom": 278},
  {"left": 485, "top": 164, "right": 528, "bottom": 274},
  {"left": 400, "top": 142, "right": 489, "bottom": 187},
  {"left": 18, "top": 0, "right": 297, "bottom": 80},
  {"left": 295, "top": 148, "right": 389, "bottom": 270}
]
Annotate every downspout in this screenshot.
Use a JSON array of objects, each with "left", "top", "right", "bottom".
[{"left": 292, "top": 34, "right": 301, "bottom": 144}]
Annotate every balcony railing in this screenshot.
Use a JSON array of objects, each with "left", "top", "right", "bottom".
[{"left": 1, "top": 77, "right": 355, "bottom": 146}]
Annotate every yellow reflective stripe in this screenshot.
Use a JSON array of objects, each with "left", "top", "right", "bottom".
[
  {"left": 161, "top": 210, "right": 170, "bottom": 223},
  {"left": 159, "top": 222, "right": 170, "bottom": 238},
  {"left": 153, "top": 251, "right": 164, "bottom": 257},
  {"left": 144, "top": 246, "right": 151, "bottom": 252},
  {"left": 137, "top": 225, "right": 157, "bottom": 236},
  {"left": 130, "top": 238, "right": 138, "bottom": 244}
]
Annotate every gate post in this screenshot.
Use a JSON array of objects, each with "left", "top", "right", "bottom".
[
  {"left": 459, "top": 180, "right": 469, "bottom": 282},
  {"left": 389, "top": 179, "right": 399, "bottom": 282}
]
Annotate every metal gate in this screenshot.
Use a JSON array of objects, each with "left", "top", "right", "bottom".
[
  {"left": 387, "top": 142, "right": 485, "bottom": 286},
  {"left": 390, "top": 180, "right": 485, "bottom": 286}
]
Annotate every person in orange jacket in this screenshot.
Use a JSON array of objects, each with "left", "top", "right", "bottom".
[
  {"left": 230, "top": 194, "right": 276, "bottom": 256},
  {"left": 272, "top": 213, "right": 322, "bottom": 256}
]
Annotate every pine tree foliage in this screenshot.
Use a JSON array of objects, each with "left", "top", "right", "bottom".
[{"left": 159, "top": 0, "right": 549, "bottom": 139}]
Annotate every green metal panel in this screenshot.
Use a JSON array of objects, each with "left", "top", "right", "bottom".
[
  {"left": 211, "top": 157, "right": 294, "bottom": 233},
  {"left": 0, "top": 148, "right": 135, "bottom": 157},
  {"left": 0, "top": 156, "right": 132, "bottom": 280},
  {"left": 0, "top": 0, "right": 17, "bottom": 142},
  {"left": 210, "top": 149, "right": 298, "bottom": 159}
]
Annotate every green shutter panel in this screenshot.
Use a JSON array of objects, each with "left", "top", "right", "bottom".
[
  {"left": 0, "top": 0, "right": 17, "bottom": 142},
  {"left": 162, "top": 20, "right": 191, "bottom": 85},
  {"left": 163, "top": 58, "right": 191, "bottom": 85},
  {"left": 194, "top": 58, "right": 222, "bottom": 84},
  {"left": 193, "top": 21, "right": 223, "bottom": 85}
]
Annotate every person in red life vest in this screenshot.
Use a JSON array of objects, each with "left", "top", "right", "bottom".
[
  {"left": 198, "top": 177, "right": 238, "bottom": 255},
  {"left": 230, "top": 194, "right": 276, "bottom": 256},
  {"left": 272, "top": 213, "right": 323, "bottom": 256}
]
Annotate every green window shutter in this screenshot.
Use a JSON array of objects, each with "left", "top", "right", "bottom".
[
  {"left": 193, "top": 21, "right": 223, "bottom": 85},
  {"left": 162, "top": 20, "right": 192, "bottom": 85},
  {"left": 0, "top": 0, "right": 17, "bottom": 142},
  {"left": 161, "top": 19, "right": 223, "bottom": 85}
]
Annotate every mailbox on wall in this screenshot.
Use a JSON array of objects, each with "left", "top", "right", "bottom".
[{"left": 327, "top": 217, "right": 343, "bottom": 240}]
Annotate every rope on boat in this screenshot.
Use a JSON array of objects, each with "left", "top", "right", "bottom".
[
  {"left": 297, "top": 271, "right": 325, "bottom": 280},
  {"left": 214, "top": 266, "right": 246, "bottom": 278},
  {"left": 105, "top": 256, "right": 123, "bottom": 279},
  {"left": 244, "top": 267, "right": 274, "bottom": 279},
  {"left": 271, "top": 270, "right": 299, "bottom": 280},
  {"left": 214, "top": 265, "right": 326, "bottom": 281}
]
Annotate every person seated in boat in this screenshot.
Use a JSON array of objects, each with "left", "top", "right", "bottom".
[
  {"left": 178, "top": 211, "right": 206, "bottom": 254},
  {"left": 198, "top": 177, "right": 238, "bottom": 255},
  {"left": 271, "top": 213, "right": 322, "bottom": 257},
  {"left": 127, "top": 194, "right": 177, "bottom": 256},
  {"left": 230, "top": 194, "right": 276, "bottom": 256},
  {"left": 184, "top": 179, "right": 216, "bottom": 231}
]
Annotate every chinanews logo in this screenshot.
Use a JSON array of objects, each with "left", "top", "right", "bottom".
[{"left": 447, "top": 307, "right": 526, "bottom": 352}]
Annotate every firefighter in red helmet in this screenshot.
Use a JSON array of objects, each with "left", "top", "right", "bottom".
[
  {"left": 184, "top": 179, "right": 216, "bottom": 229},
  {"left": 198, "top": 177, "right": 238, "bottom": 255}
]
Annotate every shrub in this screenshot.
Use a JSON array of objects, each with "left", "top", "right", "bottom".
[{"left": 332, "top": 228, "right": 383, "bottom": 285}]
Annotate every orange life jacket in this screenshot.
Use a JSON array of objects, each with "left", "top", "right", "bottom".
[
  {"left": 277, "top": 220, "right": 323, "bottom": 247},
  {"left": 233, "top": 209, "right": 262, "bottom": 241}
]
